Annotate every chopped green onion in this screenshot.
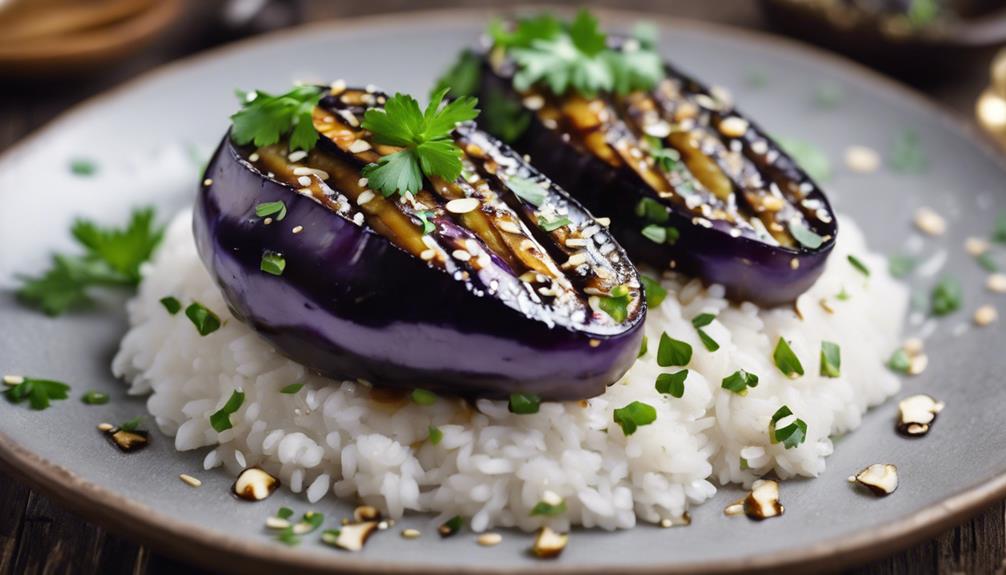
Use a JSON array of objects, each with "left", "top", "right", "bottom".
[
  {"left": 320, "top": 529, "right": 341, "bottom": 546},
  {"left": 773, "top": 338, "right": 804, "bottom": 378},
  {"left": 613, "top": 401, "right": 657, "bottom": 435},
  {"left": 509, "top": 392, "right": 541, "bottom": 414},
  {"left": 159, "top": 296, "right": 182, "bottom": 315},
  {"left": 769, "top": 405, "right": 807, "bottom": 449},
  {"left": 639, "top": 275, "right": 667, "bottom": 308},
  {"left": 994, "top": 211, "right": 1006, "bottom": 243},
  {"left": 888, "top": 255, "right": 916, "bottom": 279},
  {"left": 69, "top": 158, "right": 98, "bottom": 176},
  {"left": 657, "top": 332, "right": 692, "bottom": 367},
  {"left": 887, "top": 349, "right": 911, "bottom": 373},
  {"left": 819, "top": 341, "right": 841, "bottom": 378},
  {"left": 538, "top": 215, "right": 570, "bottom": 232},
  {"left": 210, "top": 389, "right": 245, "bottom": 432},
  {"left": 280, "top": 383, "right": 304, "bottom": 394},
  {"left": 507, "top": 176, "right": 547, "bottom": 207},
  {"left": 411, "top": 389, "right": 437, "bottom": 406},
  {"left": 637, "top": 335, "right": 648, "bottom": 358},
  {"left": 439, "top": 515, "right": 464, "bottom": 537},
  {"left": 260, "top": 251, "right": 286, "bottom": 276},
  {"left": 976, "top": 252, "right": 998, "bottom": 272},
  {"left": 277, "top": 507, "right": 294, "bottom": 520},
  {"left": 416, "top": 211, "right": 436, "bottom": 235},
  {"left": 789, "top": 220, "right": 823, "bottom": 249},
  {"left": 641, "top": 225, "right": 679, "bottom": 245},
  {"left": 655, "top": 370, "right": 687, "bottom": 398},
  {"left": 81, "top": 390, "right": 109, "bottom": 405},
  {"left": 721, "top": 369, "right": 759, "bottom": 395},
  {"left": 255, "top": 201, "right": 287, "bottom": 221},
  {"left": 634, "top": 197, "right": 669, "bottom": 224},
  {"left": 427, "top": 425, "right": 443, "bottom": 445},
  {"left": 119, "top": 416, "right": 143, "bottom": 432},
  {"left": 530, "top": 498, "right": 567, "bottom": 517},
  {"left": 930, "top": 276, "right": 962, "bottom": 316},
  {"left": 185, "top": 302, "right": 221, "bottom": 336},
  {"left": 598, "top": 287, "right": 631, "bottom": 322},
  {"left": 847, "top": 255, "right": 870, "bottom": 277},
  {"left": 889, "top": 129, "right": 927, "bottom": 173}
]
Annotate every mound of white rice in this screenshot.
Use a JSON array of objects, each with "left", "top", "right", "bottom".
[{"left": 113, "top": 210, "right": 906, "bottom": 531}]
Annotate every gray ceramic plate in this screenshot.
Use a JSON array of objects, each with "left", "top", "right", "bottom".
[{"left": 1, "top": 8, "right": 1004, "bottom": 575}]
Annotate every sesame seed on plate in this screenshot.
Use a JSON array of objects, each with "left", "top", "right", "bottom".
[
  {"left": 329, "top": 79, "right": 347, "bottom": 95},
  {"left": 97, "top": 423, "right": 114, "bottom": 432},
  {"left": 718, "top": 116, "right": 749, "bottom": 138},
  {"left": 263, "top": 217, "right": 273, "bottom": 225},
  {"left": 987, "top": 273, "right": 1006, "bottom": 293},
  {"left": 353, "top": 213, "right": 364, "bottom": 226},
  {"left": 914, "top": 207, "right": 946, "bottom": 236},
  {"left": 844, "top": 145, "right": 881, "bottom": 173},
  {"left": 401, "top": 528, "right": 421, "bottom": 539},
  {"left": 477, "top": 533, "right": 503, "bottom": 547},
  {"left": 357, "top": 191, "right": 375, "bottom": 206},
  {"left": 2, "top": 375, "right": 23, "bottom": 386},
  {"left": 420, "top": 249, "right": 436, "bottom": 261},
  {"left": 908, "top": 353, "right": 928, "bottom": 376},
  {"left": 446, "top": 198, "right": 480, "bottom": 214},
  {"left": 965, "top": 237, "right": 989, "bottom": 256},
  {"left": 595, "top": 217, "right": 611, "bottom": 227},
  {"left": 348, "top": 140, "right": 372, "bottom": 154},
  {"left": 179, "top": 473, "right": 202, "bottom": 487},
  {"left": 974, "top": 305, "right": 998, "bottom": 326},
  {"left": 266, "top": 516, "right": 291, "bottom": 530},
  {"left": 248, "top": 152, "right": 260, "bottom": 162}
]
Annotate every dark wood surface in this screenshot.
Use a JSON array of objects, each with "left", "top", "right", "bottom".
[{"left": 1, "top": 1, "right": 1004, "bottom": 573}]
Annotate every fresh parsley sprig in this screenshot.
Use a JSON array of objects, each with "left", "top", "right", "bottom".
[
  {"left": 360, "top": 88, "right": 479, "bottom": 196},
  {"left": 231, "top": 85, "right": 323, "bottom": 152},
  {"left": 16, "top": 208, "right": 163, "bottom": 316}
]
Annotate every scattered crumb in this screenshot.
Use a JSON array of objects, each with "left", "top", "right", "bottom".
[
  {"left": 844, "top": 145, "right": 881, "bottom": 173},
  {"left": 988, "top": 273, "right": 1006, "bottom": 293},
  {"left": 914, "top": 207, "right": 946, "bottom": 236},
  {"left": 179, "top": 473, "right": 202, "bottom": 487},
  {"left": 965, "top": 237, "right": 989, "bottom": 256},
  {"left": 974, "top": 305, "right": 998, "bottom": 326},
  {"left": 401, "top": 528, "right": 421, "bottom": 539},
  {"left": 477, "top": 532, "right": 503, "bottom": 547}
]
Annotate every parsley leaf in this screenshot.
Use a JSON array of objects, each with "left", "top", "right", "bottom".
[
  {"left": 506, "top": 176, "right": 547, "bottom": 206},
  {"left": 230, "top": 85, "right": 323, "bottom": 152},
  {"left": 639, "top": 274, "right": 667, "bottom": 308},
  {"left": 5, "top": 377, "right": 70, "bottom": 411},
  {"left": 598, "top": 285, "right": 631, "bottom": 323},
  {"left": 657, "top": 333, "right": 692, "bottom": 367},
  {"left": 185, "top": 302, "right": 221, "bottom": 336},
  {"left": 613, "top": 401, "right": 657, "bottom": 435},
  {"left": 655, "top": 370, "right": 687, "bottom": 398},
  {"left": 360, "top": 89, "right": 479, "bottom": 196},
  {"left": 789, "top": 220, "right": 824, "bottom": 249},
  {"left": 210, "top": 389, "right": 245, "bottom": 432},
  {"left": 691, "top": 313, "right": 719, "bottom": 352},
  {"left": 721, "top": 369, "right": 759, "bottom": 395},
  {"left": 538, "top": 215, "right": 570, "bottom": 232},
  {"left": 16, "top": 208, "right": 163, "bottom": 316},
  {"left": 431, "top": 49, "right": 482, "bottom": 99},
  {"left": 930, "top": 276, "right": 962, "bottom": 316}
]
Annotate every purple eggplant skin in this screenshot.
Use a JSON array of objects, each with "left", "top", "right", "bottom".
[
  {"left": 192, "top": 132, "right": 645, "bottom": 401},
  {"left": 476, "top": 56, "right": 838, "bottom": 308}
]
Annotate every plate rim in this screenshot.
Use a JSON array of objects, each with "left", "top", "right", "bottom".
[{"left": 1, "top": 6, "right": 1005, "bottom": 574}]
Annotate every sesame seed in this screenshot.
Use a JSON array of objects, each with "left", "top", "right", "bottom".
[
  {"left": 965, "top": 237, "right": 989, "bottom": 256},
  {"left": 523, "top": 95, "right": 544, "bottom": 110},
  {"left": 353, "top": 213, "right": 364, "bottom": 226},
  {"left": 589, "top": 339, "right": 600, "bottom": 348},
  {"left": 974, "top": 305, "right": 998, "bottom": 326},
  {"left": 914, "top": 207, "right": 946, "bottom": 236},
  {"left": 844, "top": 146, "right": 881, "bottom": 173},
  {"left": 358, "top": 177, "right": 368, "bottom": 187},
  {"left": 595, "top": 217, "right": 611, "bottom": 227},
  {"left": 903, "top": 337, "right": 924, "bottom": 355},
  {"left": 564, "top": 253, "right": 588, "bottom": 267},
  {"left": 401, "top": 528, "right": 421, "bottom": 539},
  {"left": 297, "top": 176, "right": 312, "bottom": 187},
  {"left": 357, "top": 191, "right": 375, "bottom": 205},
  {"left": 288, "top": 150, "right": 308, "bottom": 163},
  {"left": 179, "top": 474, "right": 202, "bottom": 487},
  {"left": 2, "top": 375, "right": 24, "bottom": 386},
  {"left": 446, "top": 198, "right": 480, "bottom": 214},
  {"left": 565, "top": 238, "right": 589, "bottom": 248},
  {"left": 542, "top": 490, "right": 563, "bottom": 506},
  {"left": 790, "top": 258, "right": 800, "bottom": 270},
  {"left": 248, "top": 153, "right": 260, "bottom": 162},
  {"left": 203, "top": 178, "right": 213, "bottom": 187},
  {"left": 988, "top": 273, "right": 1006, "bottom": 293},
  {"left": 329, "top": 79, "right": 347, "bottom": 95},
  {"left": 264, "top": 217, "right": 273, "bottom": 225},
  {"left": 349, "top": 140, "right": 372, "bottom": 154},
  {"left": 477, "top": 533, "right": 503, "bottom": 547},
  {"left": 420, "top": 249, "right": 436, "bottom": 261},
  {"left": 97, "top": 423, "right": 114, "bottom": 432},
  {"left": 266, "top": 516, "right": 291, "bottom": 530},
  {"left": 718, "top": 116, "right": 749, "bottom": 138},
  {"left": 292, "top": 225, "right": 303, "bottom": 234},
  {"left": 452, "top": 249, "right": 472, "bottom": 261},
  {"left": 908, "top": 353, "right": 928, "bottom": 376}
]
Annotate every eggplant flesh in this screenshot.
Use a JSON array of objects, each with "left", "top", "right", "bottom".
[
  {"left": 194, "top": 86, "right": 644, "bottom": 400},
  {"left": 476, "top": 37, "right": 839, "bottom": 307}
]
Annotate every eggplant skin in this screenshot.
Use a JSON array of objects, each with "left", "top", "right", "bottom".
[
  {"left": 477, "top": 60, "right": 838, "bottom": 308},
  {"left": 192, "top": 134, "right": 644, "bottom": 401}
]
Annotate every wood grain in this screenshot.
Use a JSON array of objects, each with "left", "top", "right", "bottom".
[{"left": 0, "top": 1, "right": 1003, "bottom": 573}]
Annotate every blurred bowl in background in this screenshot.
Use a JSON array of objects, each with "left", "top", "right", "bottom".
[
  {"left": 0, "top": 0, "right": 184, "bottom": 77},
  {"left": 759, "top": 0, "right": 1006, "bottom": 81}
]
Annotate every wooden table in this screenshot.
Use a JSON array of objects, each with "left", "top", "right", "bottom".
[{"left": 0, "top": 1, "right": 1003, "bottom": 573}]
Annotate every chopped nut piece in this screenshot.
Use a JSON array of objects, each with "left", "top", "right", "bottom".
[
  {"left": 897, "top": 394, "right": 944, "bottom": 437},
  {"left": 446, "top": 197, "right": 480, "bottom": 214},
  {"left": 477, "top": 532, "right": 503, "bottom": 546},
  {"left": 97, "top": 422, "right": 115, "bottom": 432},
  {"left": 849, "top": 463, "right": 898, "bottom": 496},
  {"left": 232, "top": 467, "right": 280, "bottom": 501},
  {"left": 531, "top": 526, "right": 568, "bottom": 559},
  {"left": 907, "top": 353, "right": 928, "bottom": 376},
  {"left": 743, "top": 479, "right": 784, "bottom": 520},
  {"left": 333, "top": 521, "right": 379, "bottom": 551},
  {"left": 974, "top": 305, "right": 998, "bottom": 326},
  {"left": 914, "top": 207, "right": 946, "bottom": 236}
]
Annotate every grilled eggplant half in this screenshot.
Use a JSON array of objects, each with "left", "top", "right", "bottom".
[
  {"left": 470, "top": 22, "right": 838, "bottom": 307},
  {"left": 194, "top": 86, "right": 644, "bottom": 401}
]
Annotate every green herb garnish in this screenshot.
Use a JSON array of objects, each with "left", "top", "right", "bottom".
[
  {"left": 509, "top": 392, "right": 541, "bottom": 414},
  {"left": 69, "top": 158, "right": 98, "bottom": 176},
  {"left": 81, "top": 390, "right": 109, "bottom": 405},
  {"left": 538, "top": 215, "right": 571, "bottom": 232},
  {"left": 907, "top": 0, "right": 940, "bottom": 28},
  {"left": 427, "top": 425, "right": 443, "bottom": 445},
  {"left": 359, "top": 88, "right": 479, "bottom": 197},
  {"left": 847, "top": 255, "right": 870, "bottom": 277},
  {"left": 613, "top": 401, "right": 657, "bottom": 436},
  {"left": 280, "top": 383, "right": 304, "bottom": 394},
  {"left": 776, "top": 136, "right": 831, "bottom": 182},
  {"left": 930, "top": 276, "right": 962, "bottom": 316},
  {"left": 887, "top": 349, "right": 911, "bottom": 373},
  {"left": 637, "top": 335, "right": 648, "bottom": 358},
  {"left": 657, "top": 333, "right": 692, "bottom": 367},
  {"left": 255, "top": 201, "right": 287, "bottom": 221},
  {"left": 482, "top": 86, "right": 531, "bottom": 143},
  {"left": 506, "top": 176, "right": 547, "bottom": 207},
  {"left": 641, "top": 224, "right": 679, "bottom": 245},
  {"left": 721, "top": 369, "right": 759, "bottom": 395},
  {"left": 230, "top": 85, "right": 323, "bottom": 152},
  {"left": 185, "top": 302, "right": 221, "bottom": 336},
  {"left": 439, "top": 515, "right": 464, "bottom": 537},
  {"left": 889, "top": 129, "right": 927, "bottom": 173},
  {"left": 773, "top": 338, "right": 804, "bottom": 378},
  {"left": 769, "top": 405, "right": 807, "bottom": 449},
  {"left": 260, "top": 251, "right": 286, "bottom": 276},
  {"left": 888, "top": 255, "right": 916, "bottom": 278},
  {"left": 210, "top": 389, "right": 245, "bottom": 432},
  {"left": 645, "top": 136, "right": 681, "bottom": 173},
  {"left": 415, "top": 210, "right": 436, "bottom": 235},
  {"left": 320, "top": 529, "right": 341, "bottom": 547},
  {"left": 819, "top": 341, "right": 841, "bottom": 378},
  {"left": 639, "top": 274, "right": 667, "bottom": 309},
  {"left": 598, "top": 284, "right": 631, "bottom": 323},
  {"left": 160, "top": 296, "right": 181, "bottom": 315},
  {"left": 411, "top": 388, "right": 437, "bottom": 406},
  {"left": 993, "top": 211, "right": 1006, "bottom": 243},
  {"left": 977, "top": 252, "right": 998, "bottom": 272},
  {"left": 530, "top": 497, "right": 567, "bottom": 517},
  {"left": 5, "top": 377, "right": 70, "bottom": 410},
  {"left": 118, "top": 416, "right": 143, "bottom": 432},
  {"left": 691, "top": 313, "right": 719, "bottom": 352},
  {"left": 277, "top": 507, "right": 294, "bottom": 520},
  {"left": 789, "top": 220, "right": 824, "bottom": 249},
  {"left": 635, "top": 197, "right": 669, "bottom": 223},
  {"left": 655, "top": 370, "right": 688, "bottom": 398},
  {"left": 431, "top": 49, "right": 481, "bottom": 99},
  {"left": 16, "top": 208, "right": 164, "bottom": 316}
]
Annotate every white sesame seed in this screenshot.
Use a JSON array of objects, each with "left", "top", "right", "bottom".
[
  {"left": 446, "top": 198, "right": 480, "bottom": 214},
  {"left": 477, "top": 533, "right": 503, "bottom": 547},
  {"left": 974, "top": 305, "right": 998, "bottom": 326},
  {"left": 248, "top": 153, "right": 260, "bottom": 162},
  {"left": 565, "top": 238, "right": 589, "bottom": 248},
  {"left": 844, "top": 145, "right": 881, "bottom": 173},
  {"left": 358, "top": 177, "right": 368, "bottom": 187},
  {"left": 357, "top": 191, "right": 375, "bottom": 205},
  {"left": 353, "top": 213, "right": 365, "bottom": 225},
  {"left": 203, "top": 178, "right": 213, "bottom": 187},
  {"left": 523, "top": 95, "right": 544, "bottom": 110},
  {"left": 179, "top": 474, "right": 202, "bottom": 487},
  {"left": 288, "top": 150, "right": 308, "bottom": 163},
  {"left": 401, "top": 528, "right": 421, "bottom": 539},
  {"left": 292, "top": 225, "right": 303, "bottom": 234},
  {"left": 790, "top": 258, "right": 800, "bottom": 270},
  {"left": 452, "top": 249, "right": 472, "bottom": 261},
  {"left": 988, "top": 273, "right": 1006, "bottom": 293},
  {"left": 420, "top": 249, "right": 436, "bottom": 261},
  {"left": 349, "top": 140, "right": 372, "bottom": 154},
  {"left": 297, "top": 176, "right": 312, "bottom": 187},
  {"left": 595, "top": 217, "right": 611, "bottom": 227},
  {"left": 903, "top": 337, "right": 924, "bottom": 356},
  {"left": 908, "top": 353, "right": 928, "bottom": 376},
  {"left": 965, "top": 237, "right": 989, "bottom": 256},
  {"left": 97, "top": 423, "right": 114, "bottom": 432},
  {"left": 914, "top": 207, "right": 946, "bottom": 236},
  {"left": 329, "top": 79, "right": 347, "bottom": 95},
  {"left": 542, "top": 490, "right": 563, "bottom": 507},
  {"left": 2, "top": 375, "right": 24, "bottom": 386},
  {"left": 718, "top": 116, "right": 749, "bottom": 138},
  {"left": 264, "top": 217, "right": 273, "bottom": 225}
]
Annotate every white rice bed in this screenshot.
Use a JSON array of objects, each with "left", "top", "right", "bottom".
[{"left": 113, "top": 211, "right": 907, "bottom": 532}]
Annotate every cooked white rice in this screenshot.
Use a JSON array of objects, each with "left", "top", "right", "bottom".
[{"left": 113, "top": 210, "right": 906, "bottom": 531}]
